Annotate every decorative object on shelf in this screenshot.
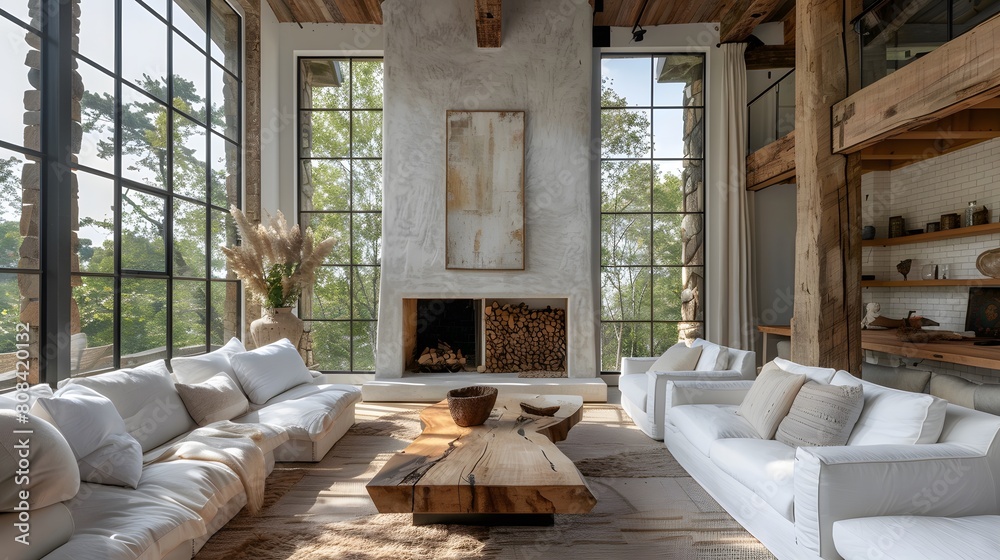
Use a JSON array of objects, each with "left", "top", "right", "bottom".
[
  {"left": 926, "top": 222, "right": 940, "bottom": 233},
  {"left": 966, "top": 201, "right": 978, "bottom": 227},
  {"left": 445, "top": 110, "right": 525, "bottom": 270},
  {"left": 889, "top": 216, "right": 905, "bottom": 238},
  {"left": 977, "top": 248, "right": 1000, "bottom": 279},
  {"left": 941, "top": 213, "right": 961, "bottom": 230},
  {"left": 896, "top": 259, "right": 912, "bottom": 281},
  {"left": 862, "top": 274, "right": 875, "bottom": 281},
  {"left": 519, "top": 401, "right": 560, "bottom": 417},
  {"left": 896, "top": 327, "right": 967, "bottom": 343},
  {"left": 966, "top": 288, "right": 1000, "bottom": 338},
  {"left": 862, "top": 304, "right": 940, "bottom": 329},
  {"left": 941, "top": 264, "right": 950, "bottom": 279},
  {"left": 446, "top": 386, "right": 499, "bottom": 427},
  {"left": 921, "top": 264, "right": 939, "bottom": 280},
  {"left": 862, "top": 226, "right": 876, "bottom": 240},
  {"left": 974, "top": 206, "right": 989, "bottom": 226},
  {"left": 907, "top": 229, "right": 924, "bottom": 236},
  {"left": 221, "top": 207, "right": 337, "bottom": 351},
  {"left": 861, "top": 302, "right": 881, "bottom": 329}
]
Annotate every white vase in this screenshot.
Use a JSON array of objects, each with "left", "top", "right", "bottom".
[{"left": 250, "top": 307, "right": 304, "bottom": 348}]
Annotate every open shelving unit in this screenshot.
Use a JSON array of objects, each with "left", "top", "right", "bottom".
[
  {"left": 862, "top": 222, "right": 1000, "bottom": 247},
  {"left": 862, "top": 279, "right": 1000, "bottom": 287}
]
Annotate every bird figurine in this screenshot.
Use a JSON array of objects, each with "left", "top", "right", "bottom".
[{"left": 897, "top": 259, "right": 912, "bottom": 281}]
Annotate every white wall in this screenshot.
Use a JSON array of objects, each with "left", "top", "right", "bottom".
[
  {"left": 753, "top": 183, "right": 796, "bottom": 360},
  {"left": 377, "top": 0, "right": 595, "bottom": 378},
  {"left": 862, "top": 138, "right": 1000, "bottom": 383}
]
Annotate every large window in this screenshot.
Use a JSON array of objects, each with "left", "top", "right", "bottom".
[
  {"left": 297, "top": 57, "right": 383, "bottom": 373},
  {"left": 599, "top": 53, "right": 705, "bottom": 373},
  {"left": 0, "top": 0, "right": 242, "bottom": 384}
]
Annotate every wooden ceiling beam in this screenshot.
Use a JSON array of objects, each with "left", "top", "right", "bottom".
[
  {"left": 265, "top": 0, "right": 295, "bottom": 22},
  {"left": 720, "top": 0, "right": 786, "bottom": 43},
  {"left": 475, "top": 0, "right": 502, "bottom": 48},
  {"left": 745, "top": 44, "right": 795, "bottom": 69},
  {"left": 746, "top": 130, "right": 796, "bottom": 191}
]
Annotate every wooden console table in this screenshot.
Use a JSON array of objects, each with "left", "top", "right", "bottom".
[{"left": 758, "top": 325, "right": 791, "bottom": 362}]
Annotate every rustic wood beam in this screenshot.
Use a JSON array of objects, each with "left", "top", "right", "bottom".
[
  {"left": 720, "top": 0, "right": 786, "bottom": 43},
  {"left": 832, "top": 13, "right": 1000, "bottom": 154},
  {"left": 265, "top": 0, "right": 294, "bottom": 22},
  {"left": 783, "top": 7, "right": 795, "bottom": 44},
  {"left": 475, "top": 0, "right": 502, "bottom": 48},
  {"left": 747, "top": 131, "right": 795, "bottom": 191},
  {"left": 745, "top": 44, "right": 795, "bottom": 70},
  {"left": 792, "top": 0, "right": 862, "bottom": 373}
]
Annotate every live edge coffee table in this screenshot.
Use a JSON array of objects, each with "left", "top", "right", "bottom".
[{"left": 366, "top": 393, "right": 597, "bottom": 526}]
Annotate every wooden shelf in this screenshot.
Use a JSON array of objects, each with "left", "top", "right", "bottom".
[
  {"left": 862, "top": 330, "right": 1000, "bottom": 371},
  {"left": 862, "top": 222, "right": 1000, "bottom": 247},
  {"left": 862, "top": 279, "right": 1000, "bottom": 287}
]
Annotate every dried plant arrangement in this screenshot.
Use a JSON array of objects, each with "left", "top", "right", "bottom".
[{"left": 220, "top": 206, "right": 337, "bottom": 309}]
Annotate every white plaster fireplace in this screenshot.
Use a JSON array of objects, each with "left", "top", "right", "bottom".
[{"left": 373, "top": 0, "right": 599, "bottom": 383}]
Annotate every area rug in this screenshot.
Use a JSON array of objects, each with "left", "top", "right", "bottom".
[{"left": 196, "top": 403, "right": 775, "bottom": 560}]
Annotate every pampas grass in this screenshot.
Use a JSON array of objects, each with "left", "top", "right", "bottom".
[{"left": 220, "top": 206, "right": 336, "bottom": 309}]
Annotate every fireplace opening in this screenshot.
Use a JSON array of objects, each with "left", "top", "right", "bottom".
[{"left": 408, "top": 299, "right": 480, "bottom": 371}]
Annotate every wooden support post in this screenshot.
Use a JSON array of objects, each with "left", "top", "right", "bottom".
[
  {"left": 792, "top": 0, "right": 862, "bottom": 373},
  {"left": 475, "top": 0, "right": 502, "bottom": 48}
]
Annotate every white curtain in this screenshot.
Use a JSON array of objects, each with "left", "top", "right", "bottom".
[{"left": 718, "top": 43, "right": 756, "bottom": 351}]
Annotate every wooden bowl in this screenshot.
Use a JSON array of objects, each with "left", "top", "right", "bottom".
[
  {"left": 520, "top": 402, "right": 560, "bottom": 417},
  {"left": 446, "top": 386, "right": 498, "bottom": 427}
]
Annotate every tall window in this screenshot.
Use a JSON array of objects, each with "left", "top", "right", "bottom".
[
  {"left": 599, "top": 54, "right": 705, "bottom": 372},
  {"left": 297, "top": 58, "right": 383, "bottom": 373},
  {"left": 71, "top": 0, "right": 243, "bottom": 373},
  {"left": 0, "top": 5, "right": 44, "bottom": 389}
]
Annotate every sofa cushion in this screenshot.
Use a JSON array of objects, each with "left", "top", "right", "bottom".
[
  {"left": 618, "top": 373, "right": 647, "bottom": 412},
  {"left": 848, "top": 380, "right": 948, "bottom": 445},
  {"left": 0, "top": 410, "right": 80, "bottom": 512},
  {"left": 31, "top": 385, "right": 143, "bottom": 488},
  {"left": 930, "top": 373, "right": 977, "bottom": 408},
  {"left": 234, "top": 383, "right": 361, "bottom": 442},
  {"left": 175, "top": 373, "right": 250, "bottom": 426},
  {"left": 666, "top": 404, "right": 760, "bottom": 456},
  {"left": 833, "top": 515, "right": 1000, "bottom": 560},
  {"left": 710, "top": 438, "right": 796, "bottom": 521},
  {"left": 67, "top": 360, "right": 196, "bottom": 452},
  {"left": 773, "top": 357, "right": 837, "bottom": 385},
  {"left": 737, "top": 363, "right": 806, "bottom": 439},
  {"left": 691, "top": 339, "right": 727, "bottom": 371},
  {"left": 776, "top": 382, "right": 864, "bottom": 448},
  {"left": 649, "top": 342, "right": 703, "bottom": 373},
  {"left": 231, "top": 339, "right": 315, "bottom": 405},
  {"left": 170, "top": 337, "right": 246, "bottom": 385},
  {"left": 861, "top": 363, "right": 931, "bottom": 393}
]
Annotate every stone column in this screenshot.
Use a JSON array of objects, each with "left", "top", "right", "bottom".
[{"left": 679, "top": 77, "right": 705, "bottom": 341}]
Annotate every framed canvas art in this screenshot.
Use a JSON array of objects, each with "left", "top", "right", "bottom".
[
  {"left": 445, "top": 110, "right": 525, "bottom": 270},
  {"left": 966, "top": 287, "right": 1000, "bottom": 338}
]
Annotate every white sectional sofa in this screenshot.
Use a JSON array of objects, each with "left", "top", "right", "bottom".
[
  {"left": 662, "top": 367, "right": 1000, "bottom": 560},
  {"left": 0, "top": 339, "right": 361, "bottom": 560},
  {"left": 833, "top": 515, "right": 1000, "bottom": 559},
  {"left": 619, "top": 338, "right": 756, "bottom": 439}
]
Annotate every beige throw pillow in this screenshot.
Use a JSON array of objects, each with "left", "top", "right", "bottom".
[
  {"left": 175, "top": 373, "right": 250, "bottom": 426},
  {"left": 737, "top": 363, "right": 806, "bottom": 439},
  {"left": 776, "top": 382, "right": 864, "bottom": 447},
  {"left": 649, "top": 343, "right": 703, "bottom": 373}
]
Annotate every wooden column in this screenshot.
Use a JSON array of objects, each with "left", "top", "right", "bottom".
[{"left": 791, "top": 0, "right": 862, "bottom": 373}]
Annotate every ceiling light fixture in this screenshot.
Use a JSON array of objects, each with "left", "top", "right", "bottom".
[{"left": 631, "top": 0, "right": 650, "bottom": 43}]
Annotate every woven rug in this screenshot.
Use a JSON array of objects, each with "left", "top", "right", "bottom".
[{"left": 195, "top": 403, "right": 775, "bottom": 560}]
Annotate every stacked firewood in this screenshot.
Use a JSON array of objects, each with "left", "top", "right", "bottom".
[
  {"left": 481, "top": 301, "right": 566, "bottom": 373},
  {"left": 415, "top": 342, "right": 468, "bottom": 372}
]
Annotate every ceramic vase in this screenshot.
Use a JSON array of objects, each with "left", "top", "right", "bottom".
[{"left": 250, "top": 307, "right": 304, "bottom": 348}]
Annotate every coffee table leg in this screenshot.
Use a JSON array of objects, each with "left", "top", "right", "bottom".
[{"left": 412, "top": 513, "right": 555, "bottom": 526}]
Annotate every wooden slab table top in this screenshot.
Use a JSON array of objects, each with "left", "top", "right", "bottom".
[{"left": 366, "top": 394, "right": 596, "bottom": 520}]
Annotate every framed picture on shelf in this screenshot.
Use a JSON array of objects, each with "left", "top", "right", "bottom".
[{"left": 966, "top": 287, "right": 1000, "bottom": 338}]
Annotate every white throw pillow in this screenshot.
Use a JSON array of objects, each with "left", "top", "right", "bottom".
[
  {"left": 170, "top": 337, "right": 246, "bottom": 385},
  {"left": 31, "top": 385, "right": 143, "bottom": 488},
  {"left": 848, "top": 381, "right": 948, "bottom": 445},
  {"left": 648, "top": 343, "right": 703, "bottom": 373},
  {"left": 231, "top": 338, "right": 314, "bottom": 405},
  {"left": 0, "top": 384, "right": 53, "bottom": 411},
  {"left": 691, "top": 340, "right": 728, "bottom": 371},
  {"left": 175, "top": 373, "right": 250, "bottom": 426},
  {"left": 737, "top": 362, "right": 806, "bottom": 439},
  {"left": 0, "top": 410, "right": 80, "bottom": 512},
  {"left": 773, "top": 357, "right": 837, "bottom": 385},
  {"left": 775, "top": 382, "right": 864, "bottom": 447}
]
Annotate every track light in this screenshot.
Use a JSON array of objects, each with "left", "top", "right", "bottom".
[{"left": 631, "top": 23, "right": 646, "bottom": 42}]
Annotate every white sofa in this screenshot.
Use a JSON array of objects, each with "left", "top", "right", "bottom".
[
  {"left": 833, "top": 515, "right": 1000, "bottom": 559},
  {"left": 662, "top": 371, "right": 1000, "bottom": 560},
  {"left": 1, "top": 355, "right": 360, "bottom": 560},
  {"left": 619, "top": 338, "right": 755, "bottom": 439}
]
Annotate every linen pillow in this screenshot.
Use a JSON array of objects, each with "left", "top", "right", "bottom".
[
  {"left": 0, "top": 410, "right": 80, "bottom": 512},
  {"left": 773, "top": 357, "right": 837, "bottom": 385},
  {"left": 67, "top": 360, "right": 196, "bottom": 452},
  {"left": 170, "top": 337, "right": 246, "bottom": 385},
  {"left": 231, "top": 338, "right": 314, "bottom": 405},
  {"left": 775, "top": 382, "right": 864, "bottom": 447},
  {"left": 30, "top": 385, "right": 142, "bottom": 488},
  {"left": 176, "top": 373, "right": 250, "bottom": 426},
  {"left": 847, "top": 381, "right": 948, "bottom": 445},
  {"left": 648, "top": 343, "right": 703, "bottom": 373},
  {"left": 691, "top": 339, "right": 728, "bottom": 371},
  {"left": 737, "top": 363, "right": 806, "bottom": 439},
  {"left": 0, "top": 384, "right": 53, "bottom": 411}
]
